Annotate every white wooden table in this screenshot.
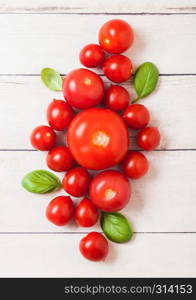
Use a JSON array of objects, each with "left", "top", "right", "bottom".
[{"left": 0, "top": 0, "right": 196, "bottom": 277}]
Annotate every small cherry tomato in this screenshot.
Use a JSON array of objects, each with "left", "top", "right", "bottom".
[
  {"left": 90, "top": 170, "right": 131, "bottom": 212},
  {"left": 122, "top": 151, "right": 149, "bottom": 179},
  {"left": 99, "top": 19, "right": 134, "bottom": 54},
  {"left": 46, "top": 196, "right": 74, "bottom": 226},
  {"left": 47, "top": 146, "right": 75, "bottom": 172},
  {"left": 123, "top": 104, "right": 150, "bottom": 129},
  {"left": 103, "top": 55, "right": 132, "bottom": 83},
  {"left": 62, "top": 167, "right": 91, "bottom": 197},
  {"left": 47, "top": 99, "right": 74, "bottom": 131},
  {"left": 80, "top": 232, "right": 109, "bottom": 261},
  {"left": 63, "top": 68, "right": 105, "bottom": 109},
  {"left": 75, "top": 198, "right": 99, "bottom": 227},
  {"left": 79, "top": 43, "right": 105, "bottom": 68},
  {"left": 30, "top": 125, "right": 56, "bottom": 151},
  {"left": 137, "top": 127, "right": 161, "bottom": 150},
  {"left": 105, "top": 85, "right": 129, "bottom": 112}
]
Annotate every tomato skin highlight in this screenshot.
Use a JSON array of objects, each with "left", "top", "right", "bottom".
[
  {"left": 47, "top": 99, "right": 74, "bottom": 131},
  {"left": 122, "top": 151, "right": 149, "bottom": 179},
  {"left": 80, "top": 232, "right": 109, "bottom": 261},
  {"left": 47, "top": 146, "right": 75, "bottom": 172},
  {"left": 75, "top": 198, "right": 99, "bottom": 227},
  {"left": 30, "top": 125, "right": 56, "bottom": 151},
  {"left": 79, "top": 44, "right": 105, "bottom": 68},
  {"left": 62, "top": 167, "right": 91, "bottom": 197},
  {"left": 90, "top": 170, "right": 131, "bottom": 212},
  {"left": 63, "top": 68, "right": 105, "bottom": 109},
  {"left": 103, "top": 55, "right": 132, "bottom": 83},
  {"left": 46, "top": 196, "right": 74, "bottom": 226},
  {"left": 105, "top": 85, "right": 129, "bottom": 112},
  {"left": 99, "top": 19, "right": 134, "bottom": 54},
  {"left": 137, "top": 127, "right": 161, "bottom": 151},
  {"left": 67, "top": 108, "right": 129, "bottom": 170},
  {"left": 123, "top": 104, "right": 150, "bottom": 129}
]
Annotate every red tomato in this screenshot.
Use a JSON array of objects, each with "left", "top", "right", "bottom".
[
  {"left": 80, "top": 232, "right": 109, "bottom": 261},
  {"left": 105, "top": 85, "right": 129, "bottom": 111},
  {"left": 137, "top": 127, "right": 161, "bottom": 150},
  {"left": 62, "top": 167, "right": 90, "bottom": 197},
  {"left": 67, "top": 108, "right": 129, "bottom": 170},
  {"left": 98, "top": 19, "right": 134, "bottom": 54},
  {"left": 90, "top": 170, "right": 131, "bottom": 212},
  {"left": 103, "top": 55, "right": 132, "bottom": 83},
  {"left": 63, "top": 68, "right": 105, "bottom": 109},
  {"left": 46, "top": 196, "right": 74, "bottom": 226},
  {"left": 47, "top": 146, "right": 75, "bottom": 172},
  {"left": 123, "top": 104, "right": 150, "bottom": 129},
  {"left": 79, "top": 43, "right": 105, "bottom": 68},
  {"left": 30, "top": 125, "right": 56, "bottom": 151},
  {"left": 75, "top": 198, "right": 99, "bottom": 227},
  {"left": 47, "top": 99, "right": 74, "bottom": 131},
  {"left": 122, "top": 151, "right": 149, "bottom": 179}
]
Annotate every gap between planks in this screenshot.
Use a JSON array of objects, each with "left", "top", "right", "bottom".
[
  {"left": 0, "top": 232, "right": 195, "bottom": 234},
  {"left": 0, "top": 12, "right": 196, "bottom": 16}
]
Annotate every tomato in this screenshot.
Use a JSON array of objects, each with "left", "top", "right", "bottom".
[
  {"left": 30, "top": 125, "right": 56, "bottom": 151},
  {"left": 62, "top": 167, "right": 90, "bottom": 197},
  {"left": 98, "top": 19, "right": 134, "bottom": 54},
  {"left": 46, "top": 196, "right": 74, "bottom": 226},
  {"left": 123, "top": 104, "right": 150, "bottom": 129},
  {"left": 79, "top": 232, "right": 109, "bottom": 261},
  {"left": 47, "top": 99, "right": 74, "bottom": 131},
  {"left": 63, "top": 68, "right": 105, "bottom": 109},
  {"left": 122, "top": 151, "right": 149, "bottom": 179},
  {"left": 75, "top": 198, "right": 99, "bottom": 227},
  {"left": 67, "top": 108, "right": 129, "bottom": 170},
  {"left": 90, "top": 170, "right": 131, "bottom": 212},
  {"left": 103, "top": 55, "right": 132, "bottom": 83},
  {"left": 47, "top": 146, "right": 75, "bottom": 172},
  {"left": 137, "top": 127, "right": 161, "bottom": 150},
  {"left": 105, "top": 85, "right": 129, "bottom": 112},
  {"left": 79, "top": 43, "right": 105, "bottom": 68}
]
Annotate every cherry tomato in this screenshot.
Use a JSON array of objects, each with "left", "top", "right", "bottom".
[
  {"left": 105, "top": 85, "right": 129, "bottom": 111},
  {"left": 47, "top": 99, "right": 74, "bottom": 131},
  {"left": 103, "top": 55, "right": 132, "bottom": 83},
  {"left": 63, "top": 68, "right": 105, "bottom": 109},
  {"left": 123, "top": 104, "right": 150, "bottom": 129},
  {"left": 62, "top": 167, "right": 90, "bottom": 197},
  {"left": 67, "top": 108, "right": 129, "bottom": 170},
  {"left": 98, "top": 19, "right": 134, "bottom": 54},
  {"left": 79, "top": 44, "right": 105, "bottom": 68},
  {"left": 47, "top": 146, "right": 75, "bottom": 172},
  {"left": 90, "top": 170, "right": 131, "bottom": 212},
  {"left": 30, "top": 125, "right": 56, "bottom": 151},
  {"left": 122, "top": 151, "right": 149, "bottom": 179},
  {"left": 46, "top": 196, "right": 74, "bottom": 226},
  {"left": 80, "top": 232, "right": 109, "bottom": 261},
  {"left": 137, "top": 127, "right": 161, "bottom": 150},
  {"left": 75, "top": 198, "right": 99, "bottom": 227}
]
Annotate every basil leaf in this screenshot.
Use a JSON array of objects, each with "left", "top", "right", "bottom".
[
  {"left": 133, "top": 62, "right": 159, "bottom": 102},
  {"left": 41, "top": 68, "right": 62, "bottom": 91},
  {"left": 101, "top": 212, "right": 133, "bottom": 243},
  {"left": 22, "top": 170, "right": 61, "bottom": 194}
]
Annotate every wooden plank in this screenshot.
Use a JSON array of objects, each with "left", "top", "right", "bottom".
[
  {"left": 0, "top": 14, "right": 196, "bottom": 74},
  {"left": 0, "top": 150, "right": 196, "bottom": 232},
  {"left": 0, "top": 0, "right": 196, "bottom": 14},
  {"left": 0, "top": 233, "right": 195, "bottom": 277},
  {"left": 0, "top": 75, "right": 195, "bottom": 149}
]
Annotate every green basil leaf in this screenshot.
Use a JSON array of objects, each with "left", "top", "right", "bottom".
[
  {"left": 101, "top": 212, "right": 133, "bottom": 243},
  {"left": 22, "top": 170, "right": 61, "bottom": 194},
  {"left": 41, "top": 68, "right": 62, "bottom": 91},
  {"left": 133, "top": 62, "right": 159, "bottom": 102}
]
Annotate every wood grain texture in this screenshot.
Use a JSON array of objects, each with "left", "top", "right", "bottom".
[{"left": 0, "top": 14, "right": 196, "bottom": 74}]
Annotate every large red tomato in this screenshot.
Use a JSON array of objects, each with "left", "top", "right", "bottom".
[
  {"left": 67, "top": 108, "right": 129, "bottom": 170},
  {"left": 63, "top": 68, "right": 105, "bottom": 109}
]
